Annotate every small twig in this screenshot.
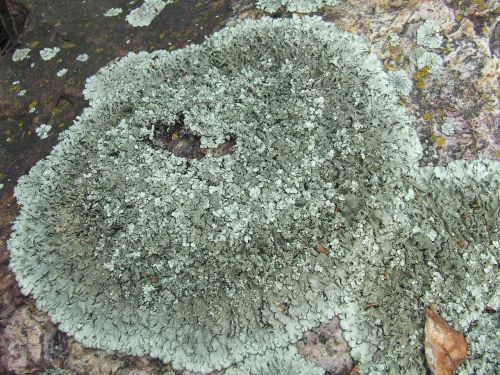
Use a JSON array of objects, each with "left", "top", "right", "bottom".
[{"left": 401, "top": 174, "right": 428, "bottom": 194}]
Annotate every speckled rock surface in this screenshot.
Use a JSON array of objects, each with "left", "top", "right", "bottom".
[{"left": 0, "top": 0, "right": 498, "bottom": 374}]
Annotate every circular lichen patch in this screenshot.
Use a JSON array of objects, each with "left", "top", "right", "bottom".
[{"left": 8, "top": 16, "right": 499, "bottom": 374}]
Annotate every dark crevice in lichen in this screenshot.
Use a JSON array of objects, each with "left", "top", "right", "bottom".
[{"left": 145, "top": 113, "right": 236, "bottom": 160}]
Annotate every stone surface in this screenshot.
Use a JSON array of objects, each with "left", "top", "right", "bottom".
[
  {"left": 296, "top": 318, "right": 354, "bottom": 375},
  {"left": 424, "top": 307, "right": 468, "bottom": 375}
]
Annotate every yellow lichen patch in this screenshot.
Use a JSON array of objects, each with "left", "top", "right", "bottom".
[
  {"left": 422, "top": 112, "right": 432, "bottom": 122},
  {"left": 413, "top": 67, "right": 429, "bottom": 91},
  {"left": 399, "top": 98, "right": 406, "bottom": 105},
  {"left": 58, "top": 122, "right": 65, "bottom": 128},
  {"left": 63, "top": 42, "right": 77, "bottom": 49},
  {"left": 437, "top": 109, "right": 444, "bottom": 122},
  {"left": 27, "top": 129, "right": 32, "bottom": 136},
  {"left": 51, "top": 99, "right": 70, "bottom": 117},
  {"left": 415, "top": 81, "right": 425, "bottom": 90},
  {"left": 413, "top": 66, "right": 429, "bottom": 81},
  {"left": 30, "top": 40, "right": 40, "bottom": 48},
  {"left": 431, "top": 134, "right": 446, "bottom": 149},
  {"left": 9, "top": 85, "right": 19, "bottom": 93},
  {"left": 28, "top": 100, "right": 38, "bottom": 110},
  {"left": 455, "top": 13, "right": 463, "bottom": 23},
  {"left": 472, "top": 0, "right": 487, "bottom": 11}
]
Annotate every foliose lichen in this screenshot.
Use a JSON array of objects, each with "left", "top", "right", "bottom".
[
  {"left": 410, "top": 47, "right": 444, "bottom": 75},
  {"left": 416, "top": 20, "right": 443, "bottom": 49},
  {"left": 39, "top": 47, "right": 61, "bottom": 61},
  {"left": 8, "top": 16, "right": 499, "bottom": 374},
  {"left": 41, "top": 369, "right": 74, "bottom": 375},
  {"left": 35, "top": 123, "right": 52, "bottom": 139},
  {"left": 12, "top": 47, "right": 31, "bottom": 62},
  {"left": 126, "top": 0, "right": 171, "bottom": 27},
  {"left": 256, "top": 0, "right": 340, "bottom": 13},
  {"left": 387, "top": 70, "right": 413, "bottom": 96}
]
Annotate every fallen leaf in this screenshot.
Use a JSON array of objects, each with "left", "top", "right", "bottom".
[
  {"left": 424, "top": 307, "right": 467, "bottom": 375},
  {"left": 316, "top": 244, "right": 328, "bottom": 253}
]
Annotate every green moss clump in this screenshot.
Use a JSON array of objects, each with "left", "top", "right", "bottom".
[{"left": 8, "top": 16, "right": 499, "bottom": 374}]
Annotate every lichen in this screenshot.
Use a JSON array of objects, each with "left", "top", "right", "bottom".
[
  {"left": 416, "top": 20, "right": 443, "bottom": 49},
  {"left": 225, "top": 346, "right": 324, "bottom": 374},
  {"left": 387, "top": 70, "right": 412, "bottom": 96},
  {"left": 410, "top": 47, "right": 444, "bottom": 75},
  {"left": 104, "top": 7, "right": 123, "bottom": 17},
  {"left": 441, "top": 119, "right": 456, "bottom": 136},
  {"left": 256, "top": 0, "right": 340, "bottom": 13},
  {"left": 8, "top": 16, "right": 499, "bottom": 375},
  {"left": 126, "top": 0, "right": 171, "bottom": 27},
  {"left": 12, "top": 47, "right": 31, "bottom": 62},
  {"left": 76, "top": 53, "right": 89, "bottom": 62},
  {"left": 41, "top": 369, "right": 74, "bottom": 375},
  {"left": 40, "top": 47, "right": 61, "bottom": 61},
  {"left": 35, "top": 123, "right": 52, "bottom": 139},
  {"left": 57, "top": 68, "right": 68, "bottom": 78}
]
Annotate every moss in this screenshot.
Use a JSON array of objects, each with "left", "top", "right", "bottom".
[{"left": 8, "top": 16, "right": 499, "bottom": 374}]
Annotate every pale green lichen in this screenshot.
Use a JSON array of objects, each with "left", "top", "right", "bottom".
[
  {"left": 104, "top": 7, "right": 123, "bottom": 17},
  {"left": 8, "top": 16, "right": 499, "bottom": 374},
  {"left": 76, "top": 53, "right": 89, "bottom": 62},
  {"left": 410, "top": 47, "right": 444, "bottom": 75},
  {"left": 41, "top": 369, "right": 74, "bottom": 375},
  {"left": 387, "top": 70, "right": 412, "bottom": 96},
  {"left": 388, "top": 32, "right": 400, "bottom": 47},
  {"left": 12, "top": 47, "right": 31, "bottom": 62},
  {"left": 57, "top": 68, "right": 68, "bottom": 78},
  {"left": 40, "top": 47, "right": 61, "bottom": 61},
  {"left": 126, "top": 0, "right": 171, "bottom": 27},
  {"left": 226, "top": 346, "right": 324, "bottom": 374},
  {"left": 416, "top": 20, "right": 443, "bottom": 49},
  {"left": 441, "top": 119, "right": 456, "bottom": 136},
  {"left": 35, "top": 123, "right": 52, "bottom": 139},
  {"left": 256, "top": 0, "right": 340, "bottom": 13}
]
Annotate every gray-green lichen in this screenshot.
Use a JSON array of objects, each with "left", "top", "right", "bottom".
[
  {"left": 225, "top": 346, "right": 324, "bottom": 375},
  {"left": 410, "top": 47, "right": 444, "bottom": 75},
  {"left": 12, "top": 47, "right": 31, "bottom": 62},
  {"left": 39, "top": 47, "right": 61, "bottom": 61},
  {"left": 126, "top": 0, "right": 171, "bottom": 27},
  {"left": 35, "top": 123, "right": 52, "bottom": 139},
  {"left": 41, "top": 369, "right": 74, "bottom": 375},
  {"left": 256, "top": 0, "right": 340, "bottom": 13},
  {"left": 387, "top": 70, "right": 412, "bottom": 96},
  {"left": 416, "top": 20, "right": 443, "bottom": 49},
  {"left": 8, "top": 16, "right": 499, "bottom": 374},
  {"left": 411, "top": 20, "right": 444, "bottom": 75}
]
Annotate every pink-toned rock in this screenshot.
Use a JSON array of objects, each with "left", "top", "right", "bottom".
[
  {"left": 424, "top": 307, "right": 467, "bottom": 375},
  {"left": 296, "top": 317, "right": 354, "bottom": 375}
]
